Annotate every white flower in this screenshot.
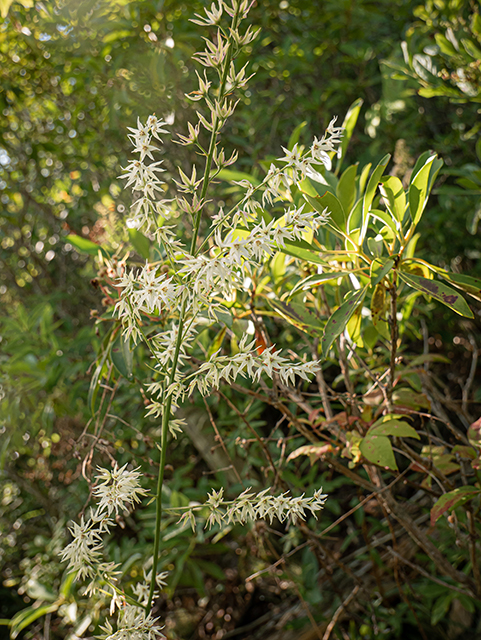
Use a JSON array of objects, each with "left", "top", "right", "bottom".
[
  {"left": 99, "top": 606, "right": 165, "bottom": 640},
  {"left": 94, "top": 464, "right": 148, "bottom": 516},
  {"left": 59, "top": 516, "right": 104, "bottom": 581}
]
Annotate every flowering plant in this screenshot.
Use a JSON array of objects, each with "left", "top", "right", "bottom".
[{"left": 16, "top": 1, "right": 481, "bottom": 639}]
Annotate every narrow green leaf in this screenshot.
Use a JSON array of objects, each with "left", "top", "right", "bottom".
[
  {"left": 369, "top": 208, "right": 401, "bottom": 240},
  {"left": 289, "top": 271, "right": 352, "bottom": 297},
  {"left": 370, "top": 258, "right": 394, "bottom": 288},
  {"left": 268, "top": 298, "right": 322, "bottom": 337},
  {"left": 430, "top": 486, "right": 480, "bottom": 527},
  {"left": 10, "top": 604, "right": 60, "bottom": 639},
  {"left": 280, "top": 238, "right": 327, "bottom": 265},
  {"left": 321, "top": 286, "right": 368, "bottom": 356},
  {"left": 336, "top": 164, "right": 358, "bottom": 215},
  {"left": 379, "top": 176, "right": 406, "bottom": 224},
  {"left": 360, "top": 434, "right": 398, "bottom": 470},
  {"left": 66, "top": 234, "right": 109, "bottom": 257},
  {"left": 434, "top": 269, "right": 481, "bottom": 302},
  {"left": 218, "top": 169, "right": 261, "bottom": 186},
  {"left": 304, "top": 192, "right": 346, "bottom": 231},
  {"left": 335, "top": 98, "right": 363, "bottom": 174},
  {"left": 409, "top": 154, "right": 436, "bottom": 225},
  {"left": 128, "top": 228, "right": 150, "bottom": 260},
  {"left": 358, "top": 162, "right": 372, "bottom": 196},
  {"left": 287, "top": 121, "right": 307, "bottom": 151},
  {"left": 207, "top": 327, "right": 227, "bottom": 358},
  {"left": 360, "top": 154, "right": 391, "bottom": 243},
  {"left": 398, "top": 271, "right": 474, "bottom": 318}
]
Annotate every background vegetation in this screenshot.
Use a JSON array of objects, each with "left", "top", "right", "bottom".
[{"left": 1, "top": 0, "right": 481, "bottom": 638}]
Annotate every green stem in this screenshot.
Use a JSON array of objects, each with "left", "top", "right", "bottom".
[
  {"left": 146, "top": 8, "right": 241, "bottom": 611},
  {"left": 146, "top": 301, "right": 186, "bottom": 610}
]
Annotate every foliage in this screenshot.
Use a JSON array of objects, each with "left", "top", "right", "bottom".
[{"left": 2, "top": 1, "right": 481, "bottom": 640}]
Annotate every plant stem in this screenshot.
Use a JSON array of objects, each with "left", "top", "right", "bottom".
[
  {"left": 387, "top": 273, "right": 398, "bottom": 408},
  {"left": 146, "top": 8, "right": 241, "bottom": 611}
]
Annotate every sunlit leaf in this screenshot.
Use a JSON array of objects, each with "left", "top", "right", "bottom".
[
  {"left": 321, "top": 286, "right": 368, "bottom": 356},
  {"left": 398, "top": 271, "right": 474, "bottom": 318}
]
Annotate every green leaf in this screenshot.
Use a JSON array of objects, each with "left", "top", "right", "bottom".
[
  {"left": 321, "top": 286, "right": 368, "bottom": 356},
  {"left": 88, "top": 331, "right": 114, "bottom": 415},
  {"left": 218, "top": 169, "right": 261, "bottom": 186},
  {"left": 434, "top": 269, "right": 481, "bottom": 302},
  {"left": 267, "top": 298, "right": 322, "bottom": 337},
  {"left": 431, "top": 594, "right": 455, "bottom": 626},
  {"left": 360, "top": 154, "right": 391, "bottom": 243},
  {"left": 409, "top": 154, "right": 442, "bottom": 226},
  {"left": 271, "top": 251, "right": 286, "bottom": 280},
  {"left": 289, "top": 271, "right": 352, "bottom": 297},
  {"left": 287, "top": 121, "right": 307, "bottom": 151},
  {"left": 336, "top": 98, "right": 363, "bottom": 174},
  {"left": 207, "top": 327, "right": 226, "bottom": 358},
  {"left": 368, "top": 418, "right": 420, "bottom": 440},
  {"left": 66, "top": 234, "right": 109, "bottom": 257},
  {"left": 360, "top": 434, "right": 398, "bottom": 470},
  {"left": 430, "top": 486, "right": 481, "bottom": 527},
  {"left": 379, "top": 176, "right": 406, "bottom": 224},
  {"left": 304, "top": 191, "right": 346, "bottom": 231},
  {"left": 398, "top": 271, "right": 474, "bottom": 318},
  {"left": 110, "top": 333, "right": 134, "bottom": 379},
  {"left": 280, "top": 238, "right": 327, "bottom": 265},
  {"left": 434, "top": 32, "right": 458, "bottom": 56},
  {"left": 10, "top": 603, "right": 60, "bottom": 639},
  {"left": 128, "top": 228, "right": 150, "bottom": 260},
  {"left": 369, "top": 209, "right": 400, "bottom": 240},
  {"left": 370, "top": 258, "right": 394, "bottom": 288},
  {"left": 336, "top": 164, "right": 358, "bottom": 214}
]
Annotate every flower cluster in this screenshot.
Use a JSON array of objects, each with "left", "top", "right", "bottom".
[
  {"left": 178, "top": 486, "right": 328, "bottom": 530},
  {"left": 188, "top": 334, "right": 320, "bottom": 396},
  {"left": 119, "top": 116, "right": 170, "bottom": 232},
  {"left": 99, "top": 606, "right": 165, "bottom": 640},
  {"left": 60, "top": 465, "right": 147, "bottom": 586},
  {"left": 114, "top": 265, "right": 181, "bottom": 343}
]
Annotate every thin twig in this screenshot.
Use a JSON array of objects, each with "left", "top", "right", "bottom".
[{"left": 322, "top": 585, "right": 360, "bottom": 640}]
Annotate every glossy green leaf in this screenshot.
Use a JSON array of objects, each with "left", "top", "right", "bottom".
[
  {"left": 268, "top": 298, "right": 322, "bottom": 337},
  {"left": 336, "top": 164, "right": 358, "bottom": 214},
  {"left": 128, "top": 228, "right": 150, "bottom": 260},
  {"left": 287, "top": 120, "right": 307, "bottom": 151},
  {"left": 207, "top": 327, "right": 227, "bottom": 358},
  {"left": 304, "top": 192, "right": 346, "bottom": 231},
  {"left": 66, "top": 233, "right": 109, "bottom": 257},
  {"left": 379, "top": 176, "right": 406, "bottom": 224},
  {"left": 370, "top": 258, "right": 394, "bottom": 288},
  {"left": 369, "top": 209, "right": 400, "bottom": 240},
  {"left": 218, "top": 169, "right": 261, "bottom": 186},
  {"left": 430, "top": 486, "right": 480, "bottom": 527},
  {"left": 434, "top": 269, "right": 481, "bottom": 302},
  {"left": 360, "top": 434, "right": 398, "bottom": 470},
  {"left": 321, "top": 286, "right": 368, "bottom": 356},
  {"left": 360, "top": 154, "right": 391, "bottom": 243},
  {"left": 280, "top": 238, "right": 327, "bottom": 265},
  {"left": 398, "top": 271, "right": 474, "bottom": 318},
  {"left": 289, "top": 271, "right": 352, "bottom": 297},
  {"left": 335, "top": 98, "right": 363, "bottom": 174},
  {"left": 409, "top": 154, "right": 442, "bottom": 225}
]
